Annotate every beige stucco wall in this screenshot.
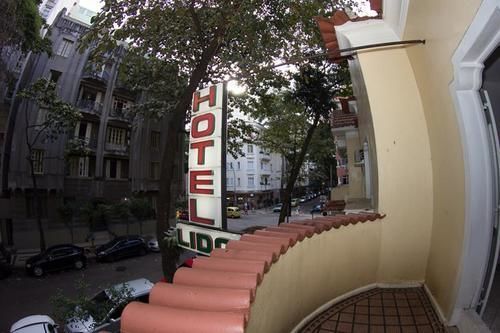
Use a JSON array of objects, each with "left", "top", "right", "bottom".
[
  {"left": 403, "top": 0, "right": 481, "bottom": 319},
  {"left": 356, "top": 49, "right": 434, "bottom": 282},
  {"left": 331, "top": 184, "right": 349, "bottom": 200},
  {"left": 246, "top": 221, "right": 381, "bottom": 333}
]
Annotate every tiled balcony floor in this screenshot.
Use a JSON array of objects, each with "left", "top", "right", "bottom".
[{"left": 299, "top": 287, "right": 446, "bottom": 333}]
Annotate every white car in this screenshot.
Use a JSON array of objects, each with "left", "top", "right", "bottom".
[
  {"left": 64, "top": 278, "right": 153, "bottom": 333},
  {"left": 10, "top": 315, "right": 58, "bottom": 333}
]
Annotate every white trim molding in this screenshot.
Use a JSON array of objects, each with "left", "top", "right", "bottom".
[{"left": 449, "top": 0, "right": 500, "bottom": 328}]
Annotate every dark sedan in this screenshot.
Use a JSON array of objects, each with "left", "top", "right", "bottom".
[
  {"left": 96, "top": 236, "right": 148, "bottom": 262},
  {"left": 25, "top": 244, "right": 87, "bottom": 277}
]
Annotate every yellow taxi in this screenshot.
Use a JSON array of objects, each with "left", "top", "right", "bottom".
[{"left": 227, "top": 206, "right": 241, "bottom": 218}]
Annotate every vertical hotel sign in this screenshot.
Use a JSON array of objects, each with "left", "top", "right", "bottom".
[
  {"left": 188, "top": 83, "right": 227, "bottom": 229},
  {"left": 177, "top": 83, "right": 241, "bottom": 255}
]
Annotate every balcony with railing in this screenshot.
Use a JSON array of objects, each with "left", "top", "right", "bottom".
[
  {"left": 259, "top": 151, "right": 271, "bottom": 161},
  {"left": 105, "top": 142, "right": 129, "bottom": 155},
  {"left": 76, "top": 99, "right": 103, "bottom": 116},
  {"left": 67, "top": 135, "right": 98, "bottom": 151},
  {"left": 109, "top": 107, "right": 132, "bottom": 122},
  {"left": 82, "top": 69, "right": 110, "bottom": 84}
]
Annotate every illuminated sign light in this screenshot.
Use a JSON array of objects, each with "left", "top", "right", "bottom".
[{"left": 177, "top": 83, "right": 241, "bottom": 255}]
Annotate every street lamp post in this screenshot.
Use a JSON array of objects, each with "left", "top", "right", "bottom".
[{"left": 231, "top": 165, "right": 237, "bottom": 206}]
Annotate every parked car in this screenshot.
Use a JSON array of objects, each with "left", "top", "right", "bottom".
[
  {"left": 65, "top": 278, "right": 154, "bottom": 333},
  {"left": 272, "top": 203, "right": 283, "bottom": 212},
  {"left": 310, "top": 204, "right": 324, "bottom": 214},
  {"left": 96, "top": 236, "right": 148, "bottom": 262},
  {"left": 146, "top": 237, "right": 160, "bottom": 252},
  {"left": 10, "top": 315, "right": 59, "bottom": 333},
  {"left": 25, "top": 244, "right": 86, "bottom": 277},
  {"left": 299, "top": 197, "right": 307, "bottom": 203},
  {"left": 291, "top": 198, "right": 299, "bottom": 207},
  {"left": 227, "top": 206, "right": 241, "bottom": 218}
]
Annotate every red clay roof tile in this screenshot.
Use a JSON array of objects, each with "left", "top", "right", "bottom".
[
  {"left": 264, "top": 226, "right": 306, "bottom": 241},
  {"left": 210, "top": 248, "right": 273, "bottom": 270},
  {"left": 121, "top": 302, "right": 246, "bottom": 333},
  {"left": 225, "top": 239, "right": 283, "bottom": 260},
  {"left": 174, "top": 267, "right": 260, "bottom": 297},
  {"left": 149, "top": 283, "right": 251, "bottom": 320},
  {"left": 193, "top": 256, "right": 267, "bottom": 279},
  {"left": 253, "top": 229, "right": 299, "bottom": 246}
]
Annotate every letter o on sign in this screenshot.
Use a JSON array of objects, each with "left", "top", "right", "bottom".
[{"left": 192, "top": 113, "right": 215, "bottom": 139}]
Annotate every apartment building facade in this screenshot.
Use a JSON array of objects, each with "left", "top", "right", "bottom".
[
  {"left": 226, "top": 142, "right": 283, "bottom": 209},
  {"left": 0, "top": 9, "right": 172, "bottom": 248}
]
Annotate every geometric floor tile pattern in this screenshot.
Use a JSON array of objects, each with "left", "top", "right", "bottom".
[{"left": 299, "top": 287, "right": 446, "bottom": 333}]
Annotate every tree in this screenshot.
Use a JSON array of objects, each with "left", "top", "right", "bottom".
[
  {"left": 129, "top": 197, "right": 154, "bottom": 236},
  {"left": 306, "top": 123, "right": 338, "bottom": 189},
  {"left": 112, "top": 200, "right": 131, "bottom": 236},
  {"left": 51, "top": 278, "right": 134, "bottom": 332},
  {"left": 83, "top": 0, "right": 358, "bottom": 280},
  {"left": 246, "top": 60, "right": 350, "bottom": 223},
  {"left": 0, "top": 0, "right": 52, "bottom": 82},
  {"left": 57, "top": 201, "right": 77, "bottom": 244},
  {"left": 17, "top": 78, "right": 81, "bottom": 250}
]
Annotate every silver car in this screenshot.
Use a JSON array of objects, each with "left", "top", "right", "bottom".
[
  {"left": 10, "top": 315, "right": 58, "bottom": 333},
  {"left": 64, "top": 278, "right": 153, "bottom": 333}
]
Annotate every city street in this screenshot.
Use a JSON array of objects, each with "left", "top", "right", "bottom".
[{"left": 0, "top": 199, "right": 319, "bottom": 332}]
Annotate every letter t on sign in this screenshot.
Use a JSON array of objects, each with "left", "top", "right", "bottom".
[{"left": 192, "top": 85, "right": 217, "bottom": 112}]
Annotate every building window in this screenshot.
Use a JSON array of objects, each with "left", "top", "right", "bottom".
[
  {"left": 237, "top": 178, "right": 241, "bottom": 186},
  {"left": 107, "top": 127, "right": 126, "bottom": 145},
  {"left": 113, "top": 97, "right": 129, "bottom": 113},
  {"left": 68, "top": 156, "right": 94, "bottom": 177},
  {"left": 56, "top": 38, "right": 74, "bottom": 57},
  {"left": 105, "top": 159, "right": 129, "bottom": 179},
  {"left": 151, "top": 131, "right": 160, "bottom": 149},
  {"left": 247, "top": 144, "right": 254, "bottom": 154},
  {"left": 13, "top": 55, "right": 26, "bottom": 73},
  {"left": 49, "top": 70, "right": 62, "bottom": 83},
  {"left": 31, "top": 150, "right": 44, "bottom": 174},
  {"left": 341, "top": 175, "right": 349, "bottom": 185},
  {"left": 237, "top": 161, "right": 240, "bottom": 169},
  {"left": 227, "top": 177, "right": 234, "bottom": 186},
  {"left": 229, "top": 162, "right": 233, "bottom": 169},
  {"left": 150, "top": 162, "right": 160, "bottom": 180},
  {"left": 248, "top": 161, "right": 254, "bottom": 170},
  {"left": 248, "top": 176, "right": 254, "bottom": 187},
  {"left": 260, "top": 161, "right": 264, "bottom": 170}
]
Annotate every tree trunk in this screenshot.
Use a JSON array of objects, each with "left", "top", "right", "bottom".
[
  {"left": 278, "top": 114, "right": 321, "bottom": 224},
  {"left": 70, "top": 218, "right": 74, "bottom": 243},
  {"left": 157, "top": 34, "right": 226, "bottom": 281},
  {"left": 28, "top": 157, "right": 46, "bottom": 251}
]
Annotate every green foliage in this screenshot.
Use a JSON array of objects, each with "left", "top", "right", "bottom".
[
  {"left": 79, "top": 201, "right": 112, "bottom": 231},
  {"left": 18, "top": 78, "right": 82, "bottom": 146},
  {"left": 307, "top": 123, "right": 337, "bottom": 187},
  {"left": 0, "top": 0, "right": 52, "bottom": 54},
  {"left": 129, "top": 198, "right": 154, "bottom": 221},
  {"left": 51, "top": 277, "right": 133, "bottom": 330}
]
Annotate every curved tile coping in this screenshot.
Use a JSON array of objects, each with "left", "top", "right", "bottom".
[{"left": 120, "top": 212, "right": 385, "bottom": 333}]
